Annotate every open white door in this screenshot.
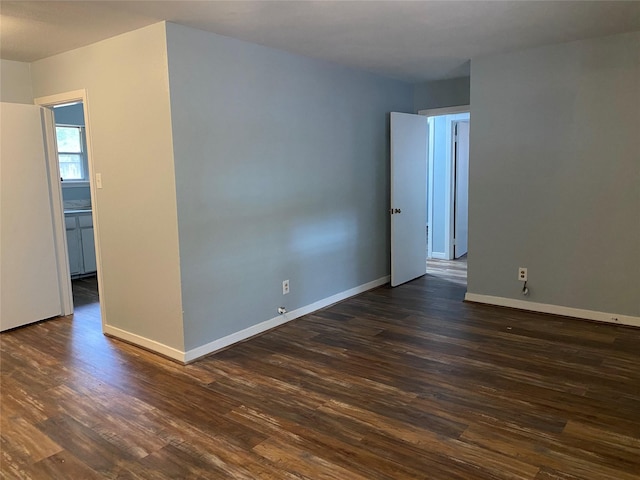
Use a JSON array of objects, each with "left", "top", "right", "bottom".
[
  {"left": 454, "top": 121, "right": 469, "bottom": 258},
  {"left": 1, "top": 103, "right": 62, "bottom": 331},
  {"left": 390, "top": 112, "right": 428, "bottom": 287}
]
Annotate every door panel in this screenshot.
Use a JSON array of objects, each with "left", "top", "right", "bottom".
[
  {"left": 1, "top": 103, "right": 61, "bottom": 331},
  {"left": 454, "top": 121, "right": 469, "bottom": 258},
  {"left": 390, "top": 112, "right": 428, "bottom": 287}
]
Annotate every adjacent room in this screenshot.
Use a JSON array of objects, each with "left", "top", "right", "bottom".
[{"left": 1, "top": 1, "right": 638, "bottom": 478}]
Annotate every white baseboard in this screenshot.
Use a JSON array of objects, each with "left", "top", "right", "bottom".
[
  {"left": 103, "top": 325, "right": 185, "bottom": 362},
  {"left": 184, "top": 276, "right": 390, "bottom": 363},
  {"left": 104, "top": 276, "right": 390, "bottom": 364},
  {"left": 464, "top": 293, "right": 640, "bottom": 328},
  {"left": 429, "top": 252, "right": 447, "bottom": 260}
]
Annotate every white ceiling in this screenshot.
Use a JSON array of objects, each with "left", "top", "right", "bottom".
[{"left": 1, "top": 1, "right": 639, "bottom": 83}]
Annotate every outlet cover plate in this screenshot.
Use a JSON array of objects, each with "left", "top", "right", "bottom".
[{"left": 518, "top": 268, "right": 527, "bottom": 281}]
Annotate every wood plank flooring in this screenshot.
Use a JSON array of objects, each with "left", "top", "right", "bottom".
[
  {"left": 426, "top": 256, "right": 467, "bottom": 286},
  {"left": 2, "top": 274, "right": 640, "bottom": 479}
]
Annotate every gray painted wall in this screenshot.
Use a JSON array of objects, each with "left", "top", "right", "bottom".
[
  {"left": 468, "top": 31, "right": 640, "bottom": 316},
  {"left": 165, "top": 23, "right": 414, "bottom": 350},
  {"left": 414, "top": 77, "right": 470, "bottom": 112}
]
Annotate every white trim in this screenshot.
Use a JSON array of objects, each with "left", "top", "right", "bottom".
[
  {"left": 34, "top": 90, "right": 86, "bottom": 107},
  {"left": 419, "top": 105, "right": 470, "bottom": 117},
  {"left": 34, "top": 90, "right": 106, "bottom": 331},
  {"left": 429, "top": 252, "right": 447, "bottom": 260},
  {"left": 464, "top": 293, "right": 640, "bottom": 328},
  {"left": 103, "top": 325, "right": 185, "bottom": 362},
  {"left": 184, "top": 276, "right": 390, "bottom": 363}
]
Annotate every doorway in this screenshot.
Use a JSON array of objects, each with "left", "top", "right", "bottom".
[
  {"left": 423, "top": 107, "right": 469, "bottom": 286},
  {"left": 389, "top": 107, "right": 469, "bottom": 288},
  {"left": 34, "top": 90, "right": 104, "bottom": 327},
  {"left": 53, "top": 101, "right": 100, "bottom": 315},
  {"left": 424, "top": 110, "right": 470, "bottom": 261}
]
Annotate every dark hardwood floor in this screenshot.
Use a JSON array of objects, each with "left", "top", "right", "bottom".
[{"left": 2, "top": 273, "right": 640, "bottom": 479}]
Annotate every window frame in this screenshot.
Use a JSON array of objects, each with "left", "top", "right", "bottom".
[{"left": 56, "top": 124, "right": 89, "bottom": 185}]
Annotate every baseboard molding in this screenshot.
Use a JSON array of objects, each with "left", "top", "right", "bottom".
[
  {"left": 429, "top": 252, "right": 447, "bottom": 260},
  {"left": 104, "top": 276, "right": 390, "bottom": 364},
  {"left": 464, "top": 293, "right": 640, "bottom": 328},
  {"left": 103, "top": 325, "right": 186, "bottom": 362},
  {"left": 184, "top": 275, "right": 390, "bottom": 363}
]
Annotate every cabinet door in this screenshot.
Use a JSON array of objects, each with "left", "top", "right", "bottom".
[
  {"left": 81, "top": 227, "right": 96, "bottom": 273},
  {"left": 66, "top": 224, "right": 82, "bottom": 275}
]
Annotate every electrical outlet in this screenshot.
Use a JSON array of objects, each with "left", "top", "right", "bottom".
[
  {"left": 282, "top": 279, "right": 289, "bottom": 295},
  {"left": 518, "top": 267, "right": 527, "bottom": 282}
]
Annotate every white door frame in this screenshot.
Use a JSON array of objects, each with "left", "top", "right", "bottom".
[
  {"left": 34, "top": 90, "right": 105, "bottom": 329},
  {"left": 419, "top": 106, "right": 470, "bottom": 260}
]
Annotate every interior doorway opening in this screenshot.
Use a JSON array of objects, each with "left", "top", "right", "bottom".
[
  {"left": 422, "top": 107, "right": 469, "bottom": 286},
  {"left": 389, "top": 106, "right": 469, "bottom": 288},
  {"left": 53, "top": 101, "right": 101, "bottom": 315},
  {"left": 34, "top": 90, "right": 105, "bottom": 329}
]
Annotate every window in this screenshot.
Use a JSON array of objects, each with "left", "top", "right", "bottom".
[{"left": 56, "top": 125, "right": 87, "bottom": 181}]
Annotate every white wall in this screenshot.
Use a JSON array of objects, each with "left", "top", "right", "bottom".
[
  {"left": 468, "top": 31, "right": 640, "bottom": 319},
  {"left": 165, "top": 23, "right": 414, "bottom": 352},
  {"left": 30, "top": 23, "right": 186, "bottom": 352},
  {"left": 0, "top": 59, "right": 33, "bottom": 104}
]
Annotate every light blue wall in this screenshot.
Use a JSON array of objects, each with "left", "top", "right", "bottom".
[
  {"left": 165, "top": 23, "right": 414, "bottom": 350},
  {"left": 60, "top": 186, "right": 90, "bottom": 201},
  {"left": 55, "top": 103, "right": 90, "bottom": 202},
  {"left": 414, "top": 77, "right": 470, "bottom": 112},
  {"left": 54, "top": 103, "right": 84, "bottom": 125},
  {"left": 468, "top": 31, "right": 639, "bottom": 316}
]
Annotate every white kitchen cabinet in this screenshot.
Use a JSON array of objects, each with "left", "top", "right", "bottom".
[
  {"left": 65, "top": 211, "right": 96, "bottom": 277},
  {"left": 65, "top": 217, "right": 82, "bottom": 275},
  {"left": 81, "top": 227, "right": 96, "bottom": 273}
]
